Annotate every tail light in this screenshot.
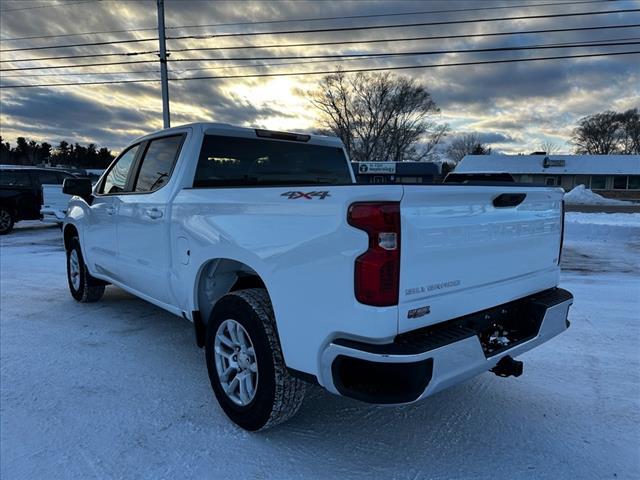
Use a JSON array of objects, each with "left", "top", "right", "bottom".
[
  {"left": 347, "top": 202, "right": 401, "bottom": 306},
  {"left": 558, "top": 199, "right": 565, "bottom": 265}
]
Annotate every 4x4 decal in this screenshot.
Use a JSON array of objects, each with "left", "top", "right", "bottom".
[{"left": 281, "top": 191, "right": 331, "bottom": 200}]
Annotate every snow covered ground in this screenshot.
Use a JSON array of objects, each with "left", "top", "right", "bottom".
[{"left": 1, "top": 215, "right": 639, "bottom": 479}]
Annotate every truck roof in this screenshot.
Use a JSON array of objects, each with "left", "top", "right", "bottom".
[{"left": 132, "top": 122, "right": 345, "bottom": 149}]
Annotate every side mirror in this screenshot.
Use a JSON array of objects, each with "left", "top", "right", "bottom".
[{"left": 63, "top": 177, "right": 93, "bottom": 201}]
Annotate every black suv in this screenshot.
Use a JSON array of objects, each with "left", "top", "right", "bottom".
[{"left": 0, "top": 167, "right": 76, "bottom": 234}]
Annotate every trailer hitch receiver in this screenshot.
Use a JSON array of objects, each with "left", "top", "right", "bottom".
[{"left": 491, "top": 356, "right": 523, "bottom": 378}]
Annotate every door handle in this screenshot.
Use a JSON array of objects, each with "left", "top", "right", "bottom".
[
  {"left": 145, "top": 208, "right": 163, "bottom": 219},
  {"left": 105, "top": 206, "right": 116, "bottom": 215}
]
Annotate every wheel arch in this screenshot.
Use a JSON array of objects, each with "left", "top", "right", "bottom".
[
  {"left": 63, "top": 223, "right": 79, "bottom": 251},
  {"left": 193, "top": 257, "right": 269, "bottom": 329}
]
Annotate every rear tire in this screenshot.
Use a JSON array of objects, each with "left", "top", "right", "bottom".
[
  {"left": 0, "top": 207, "right": 14, "bottom": 235},
  {"left": 66, "top": 238, "right": 105, "bottom": 302},
  {"left": 205, "top": 288, "right": 306, "bottom": 431}
]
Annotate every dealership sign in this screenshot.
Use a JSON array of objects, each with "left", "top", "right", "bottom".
[{"left": 357, "top": 162, "right": 396, "bottom": 174}]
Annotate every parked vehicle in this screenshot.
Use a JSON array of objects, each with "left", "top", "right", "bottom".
[
  {"left": 41, "top": 184, "right": 74, "bottom": 225},
  {"left": 0, "top": 166, "right": 76, "bottom": 234},
  {"left": 62, "top": 123, "right": 573, "bottom": 430}
]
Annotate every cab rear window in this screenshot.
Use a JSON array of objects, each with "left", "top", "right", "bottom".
[{"left": 193, "top": 135, "right": 351, "bottom": 187}]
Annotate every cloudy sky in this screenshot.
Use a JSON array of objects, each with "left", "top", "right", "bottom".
[{"left": 0, "top": 0, "right": 638, "bottom": 156}]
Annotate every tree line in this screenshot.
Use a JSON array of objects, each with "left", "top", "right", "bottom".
[
  {"left": 0, "top": 136, "right": 115, "bottom": 169},
  {"left": 311, "top": 71, "right": 639, "bottom": 162}
]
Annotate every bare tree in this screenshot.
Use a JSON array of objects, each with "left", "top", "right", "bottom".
[
  {"left": 538, "top": 140, "right": 561, "bottom": 154},
  {"left": 310, "top": 71, "right": 448, "bottom": 162},
  {"left": 571, "top": 108, "right": 639, "bottom": 154},
  {"left": 618, "top": 108, "right": 640, "bottom": 154},
  {"left": 445, "top": 133, "right": 492, "bottom": 163}
]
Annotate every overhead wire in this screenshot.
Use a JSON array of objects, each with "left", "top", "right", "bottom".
[
  {"left": 2, "top": 40, "right": 638, "bottom": 72},
  {"left": 1, "top": 7, "right": 637, "bottom": 52},
  {"left": 5, "top": 23, "right": 639, "bottom": 64},
  {"left": 0, "top": 0, "right": 610, "bottom": 42},
  {"left": 1, "top": 50, "right": 637, "bottom": 89}
]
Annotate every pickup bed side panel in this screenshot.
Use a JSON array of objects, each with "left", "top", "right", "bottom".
[{"left": 170, "top": 185, "right": 403, "bottom": 379}]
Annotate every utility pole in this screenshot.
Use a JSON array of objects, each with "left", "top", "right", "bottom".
[{"left": 157, "top": 0, "right": 170, "bottom": 129}]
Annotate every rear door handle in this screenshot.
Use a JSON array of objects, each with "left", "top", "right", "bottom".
[
  {"left": 145, "top": 208, "right": 163, "bottom": 219},
  {"left": 105, "top": 206, "right": 116, "bottom": 215}
]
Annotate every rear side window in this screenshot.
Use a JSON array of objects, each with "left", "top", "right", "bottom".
[
  {"left": 134, "top": 135, "right": 183, "bottom": 192},
  {"left": 193, "top": 135, "right": 351, "bottom": 187},
  {"left": 0, "top": 170, "right": 31, "bottom": 187},
  {"left": 101, "top": 144, "right": 139, "bottom": 194}
]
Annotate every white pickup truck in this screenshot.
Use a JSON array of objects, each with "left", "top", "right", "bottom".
[{"left": 62, "top": 123, "right": 573, "bottom": 431}]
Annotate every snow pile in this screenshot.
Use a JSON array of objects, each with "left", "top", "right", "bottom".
[
  {"left": 564, "top": 184, "right": 632, "bottom": 205},
  {"left": 565, "top": 212, "right": 640, "bottom": 227}
]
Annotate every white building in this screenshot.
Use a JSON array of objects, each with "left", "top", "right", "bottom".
[{"left": 455, "top": 154, "right": 640, "bottom": 199}]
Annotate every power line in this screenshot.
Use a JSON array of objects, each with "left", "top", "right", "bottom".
[
  {"left": 6, "top": 23, "right": 638, "bottom": 65},
  {"left": 0, "top": 69, "right": 161, "bottom": 78},
  {"left": 0, "top": 0, "right": 610, "bottom": 42},
  {"left": 1, "top": 7, "right": 637, "bottom": 53},
  {"left": 0, "top": 0, "right": 96, "bottom": 13},
  {"left": 0, "top": 59, "right": 155, "bottom": 72},
  {"left": 164, "top": 0, "right": 613, "bottom": 30},
  {"left": 166, "top": 8, "right": 640, "bottom": 41},
  {"left": 1, "top": 50, "right": 637, "bottom": 89},
  {"left": 0, "top": 36, "right": 158, "bottom": 54},
  {"left": 167, "top": 23, "right": 640, "bottom": 55},
  {"left": 168, "top": 41, "right": 640, "bottom": 63},
  {"left": 6, "top": 36, "right": 639, "bottom": 79},
  {"left": 2, "top": 40, "right": 637, "bottom": 72},
  {"left": 0, "top": 50, "right": 159, "bottom": 64},
  {"left": 0, "top": 58, "right": 375, "bottom": 79}
]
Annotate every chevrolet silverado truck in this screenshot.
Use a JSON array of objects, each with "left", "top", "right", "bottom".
[{"left": 62, "top": 123, "right": 573, "bottom": 431}]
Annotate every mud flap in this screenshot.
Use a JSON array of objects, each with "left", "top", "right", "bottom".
[{"left": 193, "top": 310, "right": 206, "bottom": 348}]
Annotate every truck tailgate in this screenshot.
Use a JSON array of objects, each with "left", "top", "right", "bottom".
[{"left": 398, "top": 185, "right": 563, "bottom": 333}]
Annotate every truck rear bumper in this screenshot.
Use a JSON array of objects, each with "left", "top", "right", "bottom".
[{"left": 319, "top": 288, "right": 573, "bottom": 404}]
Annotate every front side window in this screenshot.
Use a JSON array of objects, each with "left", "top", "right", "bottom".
[
  {"left": 628, "top": 175, "right": 640, "bottom": 190},
  {"left": 0, "top": 170, "right": 31, "bottom": 186},
  {"left": 101, "top": 145, "right": 139, "bottom": 194},
  {"left": 134, "top": 135, "right": 183, "bottom": 192},
  {"left": 193, "top": 135, "right": 351, "bottom": 187}
]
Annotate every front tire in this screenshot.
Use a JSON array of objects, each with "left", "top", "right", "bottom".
[
  {"left": 0, "top": 207, "right": 14, "bottom": 235},
  {"left": 66, "top": 238, "right": 105, "bottom": 302},
  {"left": 205, "top": 289, "right": 306, "bottom": 431}
]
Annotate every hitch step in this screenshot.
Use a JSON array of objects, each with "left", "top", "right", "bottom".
[{"left": 491, "top": 356, "right": 523, "bottom": 378}]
